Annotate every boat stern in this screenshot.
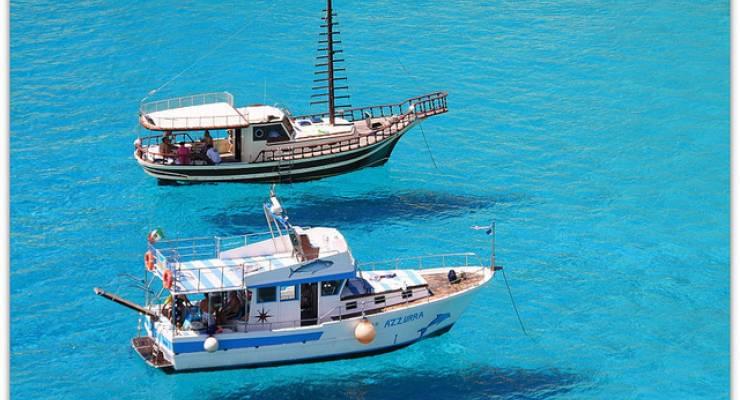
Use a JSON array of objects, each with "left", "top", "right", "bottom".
[{"left": 131, "top": 336, "right": 173, "bottom": 369}]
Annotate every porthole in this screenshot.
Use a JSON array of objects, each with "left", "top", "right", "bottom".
[{"left": 254, "top": 128, "right": 265, "bottom": 139}]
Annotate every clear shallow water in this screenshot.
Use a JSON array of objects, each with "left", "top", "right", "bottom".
[{"left": 10, "top": 0, "right": 728, "bottom": 398}]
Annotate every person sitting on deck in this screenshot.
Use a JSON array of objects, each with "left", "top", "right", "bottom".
[
  {"left": 206, "top": 144, "right": 222, "bottom": 165},
  {"left": 203, "top": 130, "right": 214, "bottom": 147},
  {"left": 199, "top": 294, "right": 219, "bottom": 334},
  {"left": 222, "top": 291, "right": 245, "bottom": 321},
  {"left": 159, "top": 137, "right": 176, "bottom": 160},
  {"left": 175, "top": 142, "right": 191, "bottom": 165}
]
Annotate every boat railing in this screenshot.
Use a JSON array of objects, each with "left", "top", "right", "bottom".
[
  {"left": 150, "top": 231, "right": 275, "bottom": 266},
  {"left": 294, "top": 91, "right": 448, "bottom": 122},
  {"left": 357, "top": 252, "right": 482, "bottom": 272},
  {"left": 173, "top": 266, "right": 487, "bottom": 335},
  {"left": 138, "top": 92, "right": 249, "bottom": 131},
  {"left": 139, "top": 92, "right": 234, "bottom": 115},
  {"left": 253, "top": 104, "right": 418, "bottom": 163},
  {"left": 136, "top": 130, "right": 234, "bottom": 163}
]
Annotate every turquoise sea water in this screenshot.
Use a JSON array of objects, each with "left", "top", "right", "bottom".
[{"left": 10, "top": 0, "right": 728, "bottom": 398}]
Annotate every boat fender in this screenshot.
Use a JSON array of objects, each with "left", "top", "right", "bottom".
[
  {"left": 354, "top": 318, "right": 376, "bottom": 345},
  {"left": 144, "top": 251, "right": 155, "bottom": 272},
  {"left": 163, "top": 270, "right": 173, "bottom": 289},
  {"left": 204, "top": 336, "right": 219, "bottom": 353}
]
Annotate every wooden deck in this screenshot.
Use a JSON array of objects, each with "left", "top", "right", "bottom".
[
  {"left": 423, "top": 270, "right": 485, "bottom": 297},
  {"left": 380, "top": 270, "right": 485, "bottom": 313}
]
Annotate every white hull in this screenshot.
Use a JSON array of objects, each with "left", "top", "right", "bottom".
[{"left": 144, "top": 267, "right": 492, "bottom": 371}]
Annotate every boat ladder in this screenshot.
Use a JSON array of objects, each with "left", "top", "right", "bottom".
[{"left": 276, "top": 152, "right": 294, "bottom": 183}]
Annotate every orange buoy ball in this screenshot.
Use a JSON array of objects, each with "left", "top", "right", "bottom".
[{"left": 354, "top": 318, "right": 376, "bottom": 344}]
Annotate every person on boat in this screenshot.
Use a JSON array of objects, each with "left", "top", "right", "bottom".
[
  {"left": 202, "top": 130, "right": 214, "bottom": 147},
  {"left": 206, "top": 144, "right": 222, "bottom": 165},
  {"left": 162, "top": 130, "right": 173, "bottom": 141},
  {"left": 133, "top": 138, "right": 143, "bottom": 157},
  {"left": 227, "top": 129, "right": 235, "bottom": 154},
  {"left": 222, "top": 291, "right": 244, "bottom": 320},
  {"left": 160, "top": 137, "right": 176, "bottom": 160},
  {"left": 175, "top": 142, "right": 191, "bottom": 165}
]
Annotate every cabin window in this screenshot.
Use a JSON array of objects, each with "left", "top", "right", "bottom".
[
  {"left": 321, "top": 280, "right": 343, "bottom": 296},
  {"left": 345, "top": 301, "right": 357, "bottom": 310},
  {"left": 402, "top": 289, "right": 413, "bottom": 299},
  {"left": 253, "top": 124, "right": 290, "bottom": 143},
  {"left": 280, "top": 285, "right": 297, "bottom": 301},
  {"left": 374, "top": 295, "right": 386, "bottom": 305},
  {"left": 256, "top": 287, "right": 277, "bottom": 303}
]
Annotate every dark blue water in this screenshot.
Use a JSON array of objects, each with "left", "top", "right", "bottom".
[{"left": 10, "top": 1, "right": 728, "bottom": 398}]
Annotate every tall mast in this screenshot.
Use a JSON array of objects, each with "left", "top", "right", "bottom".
[
  {"left": 326, "top": 0, "right": 335, "bottom": 125},
  {"left": 311, "top": 0, "right": 351, "bottom": 125}
]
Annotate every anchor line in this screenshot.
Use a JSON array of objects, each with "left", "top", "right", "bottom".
[
  {"left": 500, "top": 267, "right": 531, "bottom": 340},
  {"left": 140, "top": 22, "right": 251, "bottom": 104},
  {"left": 396, "top": 58, "right": 439, "bottom": 170},
  {"left": 418, "top": 122, "right": 438, "bottom": 170}
]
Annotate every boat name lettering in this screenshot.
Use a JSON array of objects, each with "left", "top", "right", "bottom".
[{"left": 384, "top": 311, "right": 424, "bottom": 328}]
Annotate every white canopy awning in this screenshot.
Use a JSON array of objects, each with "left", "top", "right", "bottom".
[{"left": 140, "top": 102, "right": 250, "bottom": 131}]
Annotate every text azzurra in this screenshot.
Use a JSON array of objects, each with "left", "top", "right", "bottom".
[{"left": 384, "top": 312, "right": 424, "bottom": 328}]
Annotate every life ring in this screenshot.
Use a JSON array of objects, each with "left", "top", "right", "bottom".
[
  {"left": 144, "top": 251, "right": 155, "bottom": 271},
  {"left": 163, "top": 270, "right": 173, "bottom": 289}
]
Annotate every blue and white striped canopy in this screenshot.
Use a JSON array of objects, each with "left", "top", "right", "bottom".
[
  {"left": 168, "top": 256, "right": 294, "bottom": 294},
  {"left": 361, "top": 270, "right": 427, "bottom": 293}
]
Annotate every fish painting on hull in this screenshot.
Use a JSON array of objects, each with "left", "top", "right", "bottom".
[
  {"left": 289, "top": 259, "right": 334, "bottom": 277},
  {"left": 418, "top": 313, "right": 451, "bottom": 337}
]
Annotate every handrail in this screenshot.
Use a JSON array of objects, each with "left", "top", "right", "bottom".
[
  {"left": 150, "top": 231, "right": 276, "bottom": 267},
  {"left": 140, "top": 92, "right": 234, "bottom": 114},
  {"left": 357, "top": 252, "right": 479, "bottom": 271},
  {"left": 294, "top": 91, "right": 448, "bottom": 122},
  {"left": 170, "top": 267, "right": 487, "bottom": 336},
  {"left": 252, "top": 92, "right": 447, "bottom": 164},
  {"left": 139, "top": 92, "right": 250, "bottom": 131}
]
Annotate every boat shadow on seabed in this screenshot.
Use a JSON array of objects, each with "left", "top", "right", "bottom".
[
  {"left": 209, "top": 190, "right": 527, "bottom": 234},
  {"left": 204, "top": 365, "right": 582, "bottom": 400}
]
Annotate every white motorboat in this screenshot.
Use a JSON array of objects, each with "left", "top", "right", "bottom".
[{"left": 95, "top": 192, "right": 498, "bottom": 371}]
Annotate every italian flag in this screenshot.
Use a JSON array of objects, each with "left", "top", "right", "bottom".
[{"left": 148, "top": 228, "right": 164, "bottom": 243}]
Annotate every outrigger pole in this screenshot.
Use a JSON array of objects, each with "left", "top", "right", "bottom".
[{"left": 94, "top": 287, "right": 158, "bottom": 318}]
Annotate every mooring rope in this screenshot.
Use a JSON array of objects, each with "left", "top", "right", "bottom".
[
  {"left": 396, "top": 57, "right": 439, "bottom": 170},
  {"left": 418, "top": 123, "right": 439, "bottom": 170},
  {"left": 500, "top": 267, "right": 531, "bottom": 340}
]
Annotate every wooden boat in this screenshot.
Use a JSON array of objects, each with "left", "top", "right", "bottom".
[
  {"left": 94, "top": 191, "right": 498, "bottom": 371},
  {"left": 133, "top": 0, "right": 448, "bottom": 183}
]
